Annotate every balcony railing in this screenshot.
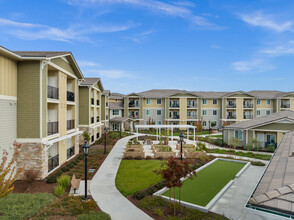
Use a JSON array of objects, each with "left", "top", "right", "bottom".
[
  {"left": 281, "top": 103, "right": 290, "bottom": 108},
  {"left": 187, "top": 116, "right": 197, "bottom": 119},
  {"left": 129, "top": 114, "right": 139, "bottom": 119},
  {"left": 47, "top": 121, "right": 58, "bottom": 135},
  {"left": 48, "top": 154, "right": 59, "bottom": 172},
  {"left": 91, "top": 117, "right": 94, "bottom": 124},
  {"left": 47, "top": 85, "right": 59, "bottom": 99},
  {"left": 227, "top": 115, "right": 236, "bottom": 119},
  {"left": 67, "top": 91, "right": 74, "bottom": 102},
  {"left": 243, "top": 115, "right": 253, "bottom": 119},
  {"left": 97, "top": 100, "right": 99, "bottom": 106},
  {"left": 187, "top": 104, "right": 197, "bottom": 108},
  {"left": 169, "top": 115, "right": 180, "bottom": 119},
  {"left": 227, "top": 103, "right": 236, "bottom": 108},
  {"left": 170, "top": 103, "right": 180, "bottom": 108},
  {"left": 67, "top": 119, "right": 75, "bottom": 130},
  {"left": 129, "top": 103, "right": 139, "bottom": 107},
  {"left": 91, "top": 98, "right": 94, "bottom": 105},
  {"left": 67, "top": 146, "right": 75, "bottom": 159},
  {"left": 243, "top": 103, "right": 253, "bottom": 108},
  {"left": 97, "top": 116, "right": 100, "bottom": 122}
]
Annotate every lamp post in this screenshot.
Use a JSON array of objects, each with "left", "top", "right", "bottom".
[
  {"left": 222, "top": 125, "right": 224, "bottom": 146},
  {"left": 209, "top": 121, "right": 211, "bottom": 134},
  {"left": 120, "top": 123, "right": 122, "bottom": 139},
  {"left": 179, "top": 132, "right": 184, "bottom": 161},
  {"left": 104, "top": 127, "right": 107, "bottom": 154},
  {"left": 82, "top": 141, "right": 90, "bottom": 201}
]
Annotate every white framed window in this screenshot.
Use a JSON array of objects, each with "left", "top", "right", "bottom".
[
  {"left": 257, "top": 99, "right": 260, "bottom": 105},
  {"left": 203, "top": 99, "right": 207, "bottom": 105},
  {"left": 266, "top": 99, "right": 271, "bottom": 105},
  {"left": 156, "top": 120, "right": 162, "bottom": 125},
  {"left": 213, "top": 110, "right": 217, "bottom": 116},
  {"left": 203, "top": 121, "right": 207, "bottom": 126},
  {"left": 235, "top": 130, "right": 243, "bottom": 140},
  {"left": 146, "top": 98, "right": 151, "bottom": 105},
  {"left": 157, "top": 99, "right": 162, "bottom": 105},
  {"left": 257, "top": 110, "right": 261, "bottom": 116},
  {"left": 213, "top": 99, "right": 217, "bottom": 105},
  {"left": 146, "top": 109, "right": 151, "bottom": 116},
  {"left": 157, "top": 110, "right": 162, "bottom": 115},
  {"left": 113, "top": 110, "right": 119, "bottom": 115},
  {"left": 266, "top": 110, "right": 271, "bottom": 115},
  {"left": 203, "top": 110, "right": 207, "bottom": 116}
]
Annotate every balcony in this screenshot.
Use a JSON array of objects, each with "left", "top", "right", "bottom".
[
  {"left": 243, "top": 115, "right": 253, "bottom": 119},
  {"left": 243, "top": 103, "right": 253, "bottom": 108},
  {"left": 47, "top": 121, "right": 58, "bottom": 136},
  {"left": 129, "top": 114, "right": 139, "bottom": 119},
  {"left": 187, "top": 104, "right": 197, "bottom": 108},
  {"left": 67, "top": 119, "right": 75, "bottom": 130},
  {"left": 47, "top": 85, "right": 59, "bottom": 99},
  {"left": 97, "top": 116, "right": 100, "bottom": 122},
  {"left": 67, "top": 91, "right": 74, "bottom": 102},
  {"left": 91, "top": 98, "right": 94, "bottom": 105},
  {"left": 227, "top": 115, "right": 236, "bottom": 119},
  {"left": 97, "top": 100, "right": 99, "bottom": 106},
  {"left": 67, "top": 146, "right": 75, "bottom": 159},
  {"left": 129, "top": 100, "right": 139, "bottom": 108},
  {"left": 169, "top": 115, "right": 180, "bottom": 119},
  {"left": 187, "top": 116, "right": 197, "bottom": 119},
  {"left": 48, "top": 154, "right": 59, "bottom": 172},
  {"left": 281, "top": 103, "right": 290, "bottom": 108},
  {"left": 227, "top": 103, "right": 236, "bottom": 108},
  {"left": 91, "top": 117, "right": 94, "bottom": 124}
]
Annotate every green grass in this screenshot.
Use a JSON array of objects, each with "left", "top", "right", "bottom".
[
  {"left": 207, "top": 148, "right": 272, "bottom": 160},
  {"left": 163, "top": 160, "right": 245, "bottom": 206},
  {"left": 0, "top": 193, "right": 56, "bottom": 219},
  {"left": 116, "top": 160, "right": 163, "bottom": 197},
  {"left": 207, "top": 134, "right": 223, "bottom": 138}
]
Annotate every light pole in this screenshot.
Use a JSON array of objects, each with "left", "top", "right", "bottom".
[
  {"left": 104, "top": 127, "right": 107, "bottom": 154},
  {"left": 179, "top": 132, "right": 184, "bottom": 161},
  {"left": 222, "top": 125, "right": 224, "bottom": 146},
  {"left": 82, "top": 141, "right": 90, "bottom": 201},
  {"left": 209, "top": 121, "right": 211, "bottom": 134},
  {"left": 120, "top": 123, "right": 122, "bottom": 139}
]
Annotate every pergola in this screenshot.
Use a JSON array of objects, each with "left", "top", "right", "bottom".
[{"left": 134, "top": 124, "right": 197, "bottom": 143}]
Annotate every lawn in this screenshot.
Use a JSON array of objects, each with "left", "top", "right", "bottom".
[
  {"left": 162, "top": 160, "right": 245, "bottom": 206},
  {"left": 116, "top": 160, "right": 163, "bottom": 197},
  {"left": 0, "top": 193, "right": 56, "bottom": 219}
]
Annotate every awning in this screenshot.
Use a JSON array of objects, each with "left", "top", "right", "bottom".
[{"left": 45, "top": 130, "right": 83, "bottom": 150}]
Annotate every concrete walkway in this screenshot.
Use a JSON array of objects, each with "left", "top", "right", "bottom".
[{"left": 90, "top": 134, "right": 153, "bottom": 220}]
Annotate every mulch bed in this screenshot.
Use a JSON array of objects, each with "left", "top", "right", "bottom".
[{"left": 13, "top": 180, "right": 56, "bottom": 194}]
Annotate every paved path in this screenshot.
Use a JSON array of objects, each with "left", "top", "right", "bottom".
[
  {"left": 90, "top": 134, "right": 153, "bottom": 220},
  {"left": 210, "top": 164, "right": 267, "bottom": 220}
]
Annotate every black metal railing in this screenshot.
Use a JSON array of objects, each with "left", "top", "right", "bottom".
[
  {"left": 97, "top": 116, "right": 100, "bottom": 122},
  {"left": 227, "top": 115, "right": 236, "bottom": 119},
  {"left": 243, "top": 104, "right": 253, "bottom": 108},
  {"left": 67, "top": 119, "right": 75, "bottom": 130},
  {"left": 91, "top": 117, "right": 94, "bottom": 124},
  {"left": 169, "top": 103, "right": 180, "bottom": 108},
  {"left": 48, "top": 154, "right": 59, "bottom": 172},
  {"left": 47, "top": 85, "right": 59, "bottom": 99},
  {"left": 170, "top": 115, "right": 180, "bottom": 119},
  {"left": 67, "top": 146, "right": 75, "bottom": 159},
  {"left": 281, "top": 103, "right": 290, "bottom": 108},
  {"left": 67, "top": 91, "right": 74, "bottom": 102},
  {"left": 129, "top": 114, "right": 139, "bottom": 119},
  {"left": 91, "top": 98, "right": 94, "bottom": 105},
  {"left": 227, "top": 103, "right": 236, "bottom": 108},
  {"left": 97, "top": 99, "right": 99, "bottom": 106},
  {"left": 243, "top": 115, "right": 253, "bottom": 119},
  {"left": 187, "top": 104, "right": 197, "bottom": 108},
  {"left": 47, "top": 121, "right": 58, "bottom": 135}
]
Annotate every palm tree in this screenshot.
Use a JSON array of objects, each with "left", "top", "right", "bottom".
[{"left": 82, "top": 131, "right": 90, "bottom": 142}]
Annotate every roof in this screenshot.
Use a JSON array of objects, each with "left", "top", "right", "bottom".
[
  {"left": 80, "top": 78, "right": 101, "bottom": 86},
  {"left": 248, "top": 90, "right": 284, "bottom": 99},
  {"left": 110, "top": 117, "right": 132, "bottom": 122},
  {"left": 192, "top": 91, "right": 230, "bottom": 99},
  {"left": 224, "top": 110, "right": 294, "bottom": 130},
  {"left": 249, "top": 131, "right": 294, "bottom": 215},
  {"left": 13, "top": 51, "right": 71, "bottom": 58},
  {"left": 102, "top": 90, "right": 110, "bottom": 96},
  {"left": 110, "top": 93, "right": 124, "bottom": 100},
  {"left": 109, "top": 102, "right": 124, "bottom": 110},
  {"left": 0, "top": 46, "right": 22, "bottom": 60},
  {"left": 130, "top": 89, "right": 192, "bottom": 98}
]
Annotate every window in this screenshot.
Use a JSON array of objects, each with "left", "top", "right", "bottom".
[
  {"left": 203, "top": 121, "right": 207, "bottom": 126},
  {"left": 157, "top": 99, "right": 162, "bottom": 104},
  {"left": 266, "top": 110, "right": 271, "bottom": 115},
  {"left": 266, "top": 99, "right": 271, "bottom": 105},
  {"left": 146, "top": 109, "right": 151, "bottom": 116},
  {"left": 235, "top": 130, "right": 243, "bottom": 140},
  {"left": 202, "top": 110, "right": 207, "bottom": 116},
  {"left": 257, "top": 110, "right": 261, "bottom": 116},
  {"left": 156, "top": 121, "right": 162, "bottom": 125},
  {"left": 203, "top": 99, "right": 207, "bottom": 105},
  {"left": 113, "top": 110, "right": 119, "bottom": 115},
  {"left": 213, "top": 110, "right": 217, "bottom": 116},
  {"left": 146, "top": 99, "right": 151, "bottom": 105},
  {"left": 213, "top": 99, "right": 217, "bottom": 105},
  {"left": 157, "top": 110, "right": 162, "bottom": 115},
  {"left": 257, "top": 99, "right": 260, "bottom": 105}
]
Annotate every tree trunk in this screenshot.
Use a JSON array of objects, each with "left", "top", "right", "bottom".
[{"left": 174, "top": 187, "right": 176, "bottom": 216}]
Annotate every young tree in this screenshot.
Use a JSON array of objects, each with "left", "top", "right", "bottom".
[
  {"left": 195, "top": 117, "right": 204, "bottom": 132},
  {"left": 0, "top": 143, "right": 23, "bottom": 198},
  {"left": 82, "top": 131, "right": 90, "bottom": 142},
  {"left": 250, "top": 138, "right": 259, "bottom": 152}
]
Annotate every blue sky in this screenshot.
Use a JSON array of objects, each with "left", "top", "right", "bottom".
[{"left": 0, "top": 0, "right": 294, "bottom": 94}]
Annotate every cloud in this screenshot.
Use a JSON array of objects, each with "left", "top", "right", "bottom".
[
  {"left": 123, "top": 29, "right": 154, "bottom": 43},
  {"left": 232, "top": 59, "right": 273, "bottom": 73},
  {"left": 67, "top": 0, "right": 220, "bottom": 28},
  {"left": 78, "top": 60, "right": 100, "bottom": 67},
  {"left": 0, "top": 18, "right": 138, "bottom": 42},
  {"left": 260, "top": 42, "right": 294, "bottom": 56},
  {"left": 87, "top": 69, "right": 133, "bottom": 79},
  {"left": 239, "top": 11, "right": 293, "bottom": 32}
]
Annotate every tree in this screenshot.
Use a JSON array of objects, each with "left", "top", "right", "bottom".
[
  {"left": 228, "top": 137, "right": 241, "bottom": 151},
  {"left": 82, "top": 131, "right": 90, "bottom": 142},
  {"left": 154, "top": 157, "right": 196, "bottom": 215},
  {"left": 0, "top": 143, "right": 23, "bottom": 198},
  {"left": 249, "top": 138, "right": 259, "bottom": 152},
  {"left": 195, "top": 117, "right": 204, "bottom": 132},
  {"left": 210, "top": 121, "right": 217, "bottom": 128}
]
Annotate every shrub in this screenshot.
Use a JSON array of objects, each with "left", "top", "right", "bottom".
[
  {"left": 196, "top": 142, "right": 207, "bottom": 151},
  {"left": 57, "top": 175, "right": 71, "bottom": 189},
  {"left": 139, "top": 196, "right": 166, "bottom": 211},
  {"left": 251, "top": 161, "right": 265, "bottom": 166},
  {"left": 153, "top": 207, "right": 163, "bottom": 216},
  {"left": 56, "top": 170, "right": 63, "bottom": 177},
  {"left": 266, "top": 145, "right": 276, "bottom": 152},
  {"left": 61, "top": 167, "right": 70, "bottom": 172},
  {"left": 123, "top": 156, "right": 133, "bottom": 160},
  {"left": 133, "top": 191, "right": 148, "bottom": 200},
  {"left": 156, "top": 156, "right": 163, "bottom": 160},
  {"left": 46, "top": 175, "right": 57, "bottom": 183},
  {"left": 145, "top": 156, "right": 152, "bottom": 160},
  {"left": 213, "top": 138, "right": 223, "bottom": 146},
  {"left": 244, "top": 145, "right": 252, "bottom": 151},
  {"left": 54, "top": 184, "right": 65, "bottom": 197},
  {"left": 77, "top": 212, "right": 111, "bottom": 220},
  {"left": 135, "top": 156, "right": 143, "bottom": 160},
  {"left": 69, "top": 163, "right": 75, "bottom": 168},
  {"left": 109, "top": 132, "right": 120, "bottom": 139},
  {"left": 24, "top": 168, "right": 40, "bottom": 183}
]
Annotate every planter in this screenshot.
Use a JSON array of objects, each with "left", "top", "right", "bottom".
[
  {"left": 125, "top": 147, "right": 144, "bottom": 153},
  {"left": 127, "top": 144, "right": 143, "bottom": 148},
  {"left": 176, "top": 144, "right": 195, "bottom": 150},
  {"left": 124, "top": 151, "right": 145, "bottom": 158},
  {"left": 184, "top": 150, "right": 207, "bottom": 158},
  {"left": 153, "top": 150, "right": 176, "bottom": 158}
]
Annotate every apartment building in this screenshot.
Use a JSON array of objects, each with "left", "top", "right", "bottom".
[
  {"left": 123, "top": 89, "right": 294, "bottom": 130},
  {"left": 79, "top": 78, "right": 104, "bottom": 144}
]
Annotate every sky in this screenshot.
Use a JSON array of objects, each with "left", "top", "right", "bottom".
[{"left": 0, "top": 0, "right": 294, "bottom": 94}]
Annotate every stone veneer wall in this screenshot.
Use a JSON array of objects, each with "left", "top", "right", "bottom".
[{"left": 16, "top": 142, "right": 47, "bottom": 180}]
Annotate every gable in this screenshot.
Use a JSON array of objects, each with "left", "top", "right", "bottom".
[
  {"left": 227, "top": 93, "right": 253, "bottom": 98},
  {"left": 254, "top": 122, "right": 294, "bottom": 131},
  {"left": 169, "top": 93, "right": 198, "bottom": 98},
  {"left": 51, "top": 57, "right": 75, "bottom": 76}
]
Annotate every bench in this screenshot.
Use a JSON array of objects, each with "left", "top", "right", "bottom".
[{"left": 71, "top": 174, "right": 81, "bottom": 194}]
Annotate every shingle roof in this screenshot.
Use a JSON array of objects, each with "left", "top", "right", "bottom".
[
  {"left": 132, "top": 89, "right": 193, "bottom": 98},
  {"left": 110, "top": 93, "right": 124, "bottom": 100},
  {"left": 192, "top": 91, "right": 230, "bottom": 98},
  {"left": 80, "top": 78, "right": 101, "bottom": 86},
  {"left": 102, "top": 90, "right": 110, "bottom": 96},
  {"left": 224, "top": 110, "right": 294, "bottom": 130},
  {"left": 109, "top": 102, "right": 124, "bottom": 109},
  {"left": 13, "top": 51, "right": 71, "bottom": 58},
  {"left": 248, "top": 90, "right": 284, "bottom": 99},
  {"left": 249, "top": 131, "right": 294, "bottom": 215},
  {"left": 110, "top": 117, "right": 132, "bottom": 122}
]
